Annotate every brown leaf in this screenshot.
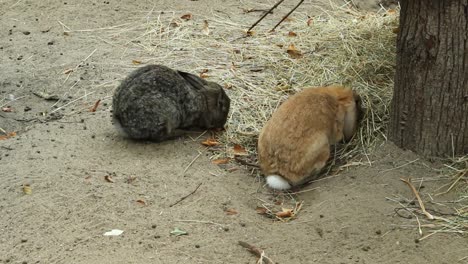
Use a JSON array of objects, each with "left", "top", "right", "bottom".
[
  {"left": 225, "top": 208, "right": 238, "bottom": 215},
  {"left": 287, "top": 44, "right": 302, "bottom": 59},
  {"left": 2, "top": 106, "right": 12, "bottom": 112},
  {"left": 199, "top": 69, "right": 209, "bottom": 78},
  {"left": 387, "top": 9, "right": 397, "bottom": 15},
  {"left": 104, "top": 175, "right": 115, "bottom": 183},
  {"left": 136, "top": 199, "right": 147, "bottom": 206},
  {"left": 202, "top": 20, "right": 210, "bottom": 35},
  {"left": 181, "top": 13, "right": 193, "bottom": 20},
  {"left": 63, "top": 69, "right": 73, "bottom": 74},
  {"left": 288, "top": 31, "right": 297, "bottom": 37},
  {"left": 0, "top": 132, "right": 16, "bottom": 140},
  {"left": 89, "top": 99, "right": 101, "bottom": 112},
  {"left": 201, "top": 138, "right": 219, "bottom": 147},
  {"left": 307, "top": 18, "right": 313, "bottom": 26},
  {"left": 276, "top": 208, "right": 293, "bottom": 218},
  {"left": 233, "top": 144, "right": 248, "bottom": 156},
  {"left": 255, "top": 207, "right": 268, "bottom": 215},
  {"left": 132, "top": 60, "right": 142, "bottom": 65},
  {"left": 212, "top": 158, "right": 231, "bottom": 165},
  {"left": 392, "top": 27, "right": 400, "bottom": 34}
]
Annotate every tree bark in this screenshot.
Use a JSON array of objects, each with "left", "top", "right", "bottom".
[{"left": 389, "top": 0, "right": 468, "bottom": 157}]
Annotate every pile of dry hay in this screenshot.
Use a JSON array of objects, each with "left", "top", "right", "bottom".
[{"left": 106, "top": 5, "right": 398, "bottom": 164}]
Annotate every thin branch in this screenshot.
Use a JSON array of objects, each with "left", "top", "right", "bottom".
[
  {"left": 169, "top": 183, "right": 202, "bottom": 207},
  {"left": 238, "top": 241, "right": 275, "bottom": 264},
  {"left": 271, "top": 0, "right": 306, "bottom": 32},
  {"left": 247, "top": 0, "right": 285, "bottom": 32}
]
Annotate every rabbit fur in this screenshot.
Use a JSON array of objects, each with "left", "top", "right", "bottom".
[
  {"left": 258, "top": 85, "right": 361, "bottom": 190},
  {"left": 112, "top": 64, "right": 230, "bottom": 141}
]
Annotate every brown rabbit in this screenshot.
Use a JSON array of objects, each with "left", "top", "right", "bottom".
[{"left": 257, "top": 85, "right": 361, "bottom": 190}]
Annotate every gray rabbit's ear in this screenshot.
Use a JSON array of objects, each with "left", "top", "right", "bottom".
[{"left": 178, "top": 71, "right": 206, "bottom": 90}]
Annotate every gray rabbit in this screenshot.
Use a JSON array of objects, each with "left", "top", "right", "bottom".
[{"left": 112, "top": 64, "right": 230, "bottom": 141}]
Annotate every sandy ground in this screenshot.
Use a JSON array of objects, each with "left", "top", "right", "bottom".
[{"left": 1, "top": 0, "right": 467, "bottom": 263}]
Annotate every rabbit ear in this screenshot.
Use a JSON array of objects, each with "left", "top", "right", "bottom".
[
  {"left": 178, "top": 71, "right": 206, "bottom": 90},
  {"left": 343, "top": 102, "right": 358, "bottom": 141}
]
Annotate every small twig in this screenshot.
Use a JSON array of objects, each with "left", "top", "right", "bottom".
[
  {"left": 247, "top": 0, "right": 285, "bottom": 32},
  {"left": 381, "top": 158, "right": 419, "bottom": 173},
  {"left": 169, "top": 183, "right": 202, "bottom": 207},
  {"left": 89, "top": 99, "right": 101, "bottom": 112},
  {"left": 50, "top": 91, "right": 95, "bottom": 114},
  {"left": 183, "top": 151, "right": 203, "bottom": 174},
  {"left": 0, "top": 127, "right": 7, "bottom": 135},
  {"left": 238, "top": 241, "right": 275, "bottom": 264},
  {"left": 400, "top": 177, "right": 434, "bottom": 220},
  {"left": 270, "top": 0, "right": 305, "bottom": 32},
  {"left": 436, "top": 169, "right": 467, "bottom": 196}
]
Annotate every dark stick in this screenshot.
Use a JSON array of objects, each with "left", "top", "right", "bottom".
[
  {"left": 238, "top": 241, "right": 275, "bottom": 264},
  {"left": 247, "top": 0, "right": 286, "bottom": 32},
  {"left": 169, "top": 182, "right": 202, "bottom": 207},
  {"left": 270, "top": 0, "right": 305, "bottom": 32}
]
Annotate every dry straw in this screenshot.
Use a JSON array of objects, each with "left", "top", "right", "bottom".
[{"left": 98, "top": 4, "right": 398, "bottom": 163}]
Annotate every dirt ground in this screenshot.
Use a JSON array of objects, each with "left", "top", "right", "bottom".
[{"left": 1, "top": 0, "right": 467, "bottom": 263}]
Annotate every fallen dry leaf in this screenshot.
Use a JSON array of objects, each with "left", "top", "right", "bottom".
[
  {"left": 181, "top": 13, "right": 193, "bottom": 20},
  {"left": 287, "top": 44, "right": 303, "bottom": 59},
  {"left": 387, "top": 9, "right": 397, "bottom": 15},
  {"left": 392, "top": 27, "right": 400, "bottom": 34},
  {"left": 63, "top": 69, "right": 73, "bottom": 74},
  {"left": 233, "top": 144, "right": 248, "bottom": 156},
  {"left": 225, "top": 208, "right": 238, "bottom": 215},
  {"left": 288, "top": 31, "right": 297, "bottom": 37},
  {"left": 22, "top": 184, "right": 32, "bottom": 195},
  {"left": 276, "top": 208, "right": 293, "bottom": 218},
  {"left": 89, "top": 99, "right": 101, "bottom": 112},
  {"left": 136, "top": 199, "right": 147, "bottom": 205},
  {"left": 212, "top": 158, "right": 231, "bottom": 165},
  {"left": 2, "top": 106, "right": 12, "bottom": 112},
  {"left": 202, "top": 20, "right": 210, "bottom": 35},
  {"left": 0, "top": 132, "right": 17, "bottom": 140},
  {"left": 201, "top": 138, "right": 219, "bottom": 147},
  {"left": 307, "top": 18, "right": 313, "bottom": 26},
  {"left": 132, "top": 60, "right": 142, "bottom": 65},
  {"left": 104, "top": 175, "right": 115, "bottom": 183},
  {"left": 246, "top": 30, "right": 255, "bottom": 36},
  {"left": 255, "top": 207, "right": 268, "bottom": 215},
  {"left": 199, "top": 69, "right": 209, "bottom": 78}
]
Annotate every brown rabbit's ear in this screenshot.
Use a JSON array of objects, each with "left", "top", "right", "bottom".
[
  {"left": 343, "top": 103, "right": 358, "bottom": 142},
  {"left": 178, "top": 71, "right": 206, "bottom": 90}
]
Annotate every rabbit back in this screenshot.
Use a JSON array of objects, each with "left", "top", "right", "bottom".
[
  {"left": 112, "top": 65, "right": 202, "bottom": 141},
  {"left": 258, "top": 89, "right": 339, "bottom": 187}
]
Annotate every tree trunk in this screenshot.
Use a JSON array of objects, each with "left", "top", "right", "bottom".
[{"left": 389, "top": 0, "right": 468, "bottom": 157}]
